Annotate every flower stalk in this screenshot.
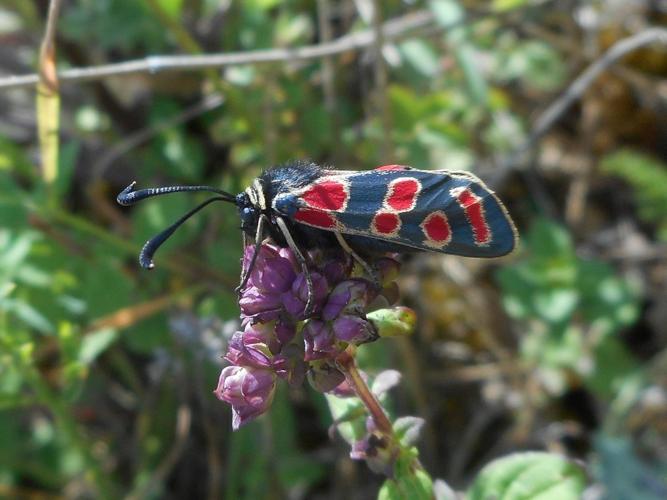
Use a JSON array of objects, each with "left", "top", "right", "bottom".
[{"left": 336, "top": 346, "right": 394, "bottom": 436}]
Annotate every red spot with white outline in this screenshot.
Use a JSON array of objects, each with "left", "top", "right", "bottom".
[
  {"left": 385, "top": 177, "right": 421, "bottom": 212},
  {"left": 372, "top": 212, "right": 401, "bottom": 236},
  {"left": 421, "top": 211, "right": 451, "bottom": 248},
  {"left": 294, "top": 208, "right": 337, "bottom": 229},
  {"left": 301, "top": 180, "right": 349, "bottom": 211},
  {"left": 452, "top": 187, "right": 491, "bottom": 245}
]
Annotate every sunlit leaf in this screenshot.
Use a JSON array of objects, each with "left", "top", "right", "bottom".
[
  {"left": 399, "top": 39, "right": 441, "bottom": 77},
  {"left": 468, "top": 452, "right": 586, "bottom": 500},
  {"left": 79, "top": 328, "right": 118, "bottom": 365},
  {"left": 429, "top": 0, "right": 464, "bottom": 27}
]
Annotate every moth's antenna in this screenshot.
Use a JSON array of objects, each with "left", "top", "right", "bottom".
[
  {"left": 118, "top": 181, "right": 235, "bottom": 206},
  {"left": 139, "top": 196, "right": 230, "bottom": 269}
]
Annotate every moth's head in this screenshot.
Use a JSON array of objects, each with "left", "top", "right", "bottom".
[
  {"left": 117, "top": 181, "right": 236, "bottom": 269},
  {"left": 235, "top": 192, "right": 259, "bottom": 237}
]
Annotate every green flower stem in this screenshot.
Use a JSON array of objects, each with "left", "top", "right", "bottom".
[{"left": 335, "top": 346, "right": 394, "bottom": 436}]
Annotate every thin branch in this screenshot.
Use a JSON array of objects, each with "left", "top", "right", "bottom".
[
  {"left": 0, "top": 10, "right": 435, "bottom": 91},
  {"left": 488, "top": 27, "right": 667, "bottom": 186}
]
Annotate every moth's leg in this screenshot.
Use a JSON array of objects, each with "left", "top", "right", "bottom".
[
  {"left": 236, "top": 214, "right": 267, "bottom": 295},
  {"left": 334, "top": 232, "right": 380, "bottom": 289},
  {"left": 276, "top": 217, "right": 314, "bottom": 317}
]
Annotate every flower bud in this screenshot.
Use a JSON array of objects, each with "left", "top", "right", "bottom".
[
  {"left": 239, "top": 286, "right": 283, "bottom": 322},
  {"left": 332, "top": 315, "right": 377, "bottom": 344},
  {"left": 246, "top": 244, "right": 296, "bottom": 293},
  {"left": 214, "top": 365, "right": 276, "bottom": 430},
  {"left": 225, "top": 321, "right": 283, "bottom": 368},
  {"left": 323, "top": 279, "right": 375, "bottom": 320},
  {"left": 225, "top": 330, "right": 272, "bottom": 368},
  {"left": 282, "top": 272, "right": 328, "bottom": 319},
  {"left": 367, "top": 307, "right": 416, "bottom": 338},
  {"left": 302, "top": 320, "right": 337, "bottom": 361}
]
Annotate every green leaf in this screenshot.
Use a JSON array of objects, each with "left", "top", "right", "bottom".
[
  {"left": 429, "top": 0, "right": 464, "bottom": 27},
  {"left": 325, "top": 393, "right": 366, "bottom": 445},
  {"left": 527, "top": 218, "right": 574, "bottom": 261},
  {"left": 468, "top": 452, "right": 586, "bottom": 500},
  {"left": 380, "top": 449, "right": 433, "bottom": 500},
  {"left": 586, "top": 338, "right": 639, "bottom": 398},
  {"left": 2, "top": 298, "right": 54, "bottom": 333},
  {"left": 78, "top": 328, "right": 118, "bottom": 365},
  {"left": 455, "top": 44, "right": 489, "bottom": 107},
  {"left": 400, "top": 39, "right": 441, "bottom": 77},
  {"left": 533, "top": 288, "right": 578, "bottom": 324},
  {"left": 601, "top": 149, "right": 667, "bottom": 241}
]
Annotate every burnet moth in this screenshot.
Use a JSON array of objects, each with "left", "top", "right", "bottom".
[{"left": 117, "top": 161, "right": 518, "bottom": 314}]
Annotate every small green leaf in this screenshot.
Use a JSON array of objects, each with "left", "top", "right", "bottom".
[
  {"left": 429, "top": 0, "right": 464, "bottom": 27},
  {"left": 455, "top": 44, "right": 489, "bottom": 107},
  {"left": 380, "top": 450, "right": 433, "bottom": 500},
  {"left": 78, "top": 328, "right": 118, "bottom": 365},
  {"left": 325, "top": 393, "right": 365, "bottom": 445},
  {"left": 400, "top": 39, "right": 441, "bottom": 77},
  {"left": 468, "top": 452, "right": 586, "bottom": 500}
]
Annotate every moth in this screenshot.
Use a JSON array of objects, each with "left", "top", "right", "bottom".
[{"left": 118, "top": 161, "right": 517, "bottom": 314}]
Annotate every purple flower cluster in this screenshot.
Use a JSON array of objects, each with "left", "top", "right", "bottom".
[{"left": 214, "top": 243, "right": 401, "bottom": 429}]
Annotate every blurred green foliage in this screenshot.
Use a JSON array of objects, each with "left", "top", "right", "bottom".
[
  {"left": 497, "top": 218, "right": 640, "bottom": 397},
  {"left": 1, "top": 0, "right": 665, "bottom": 498},
  {"left": 601, "top": 149, "right": 667, "bottom": 241}
]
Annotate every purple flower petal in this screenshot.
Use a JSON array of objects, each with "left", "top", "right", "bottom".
[
  {"left": 282, "top": 272, "right": 328, "bottom": 319},
  {"left": 224, "top": 330, "right": 272, "bottom": 368},
  {"left": 214, "top": 365, "right": 276, "bottom": 430},
  {"left": 274, "top": 319, "right": 296, "bottom": 345},
  {"left": 239, "top": 286, "right": 283, "bottom": 322},
  {"left": 332, "top": 315, "right": 376, "bottom": 344},
  {"left": 323, "top": 279, "right": 375, "bottom": 320},
  {"left": 302, "top": 320, "right": 338, "bottom": 360}
]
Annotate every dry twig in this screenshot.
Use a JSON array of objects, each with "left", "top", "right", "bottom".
[
  {"left": 488, "top": 27, "right": 667, "bottom": 187},
  {"left": 0, "top": 10, "right": 436, "bottom": 90}
]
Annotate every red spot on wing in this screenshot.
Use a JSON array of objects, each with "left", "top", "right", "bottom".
[
  {"left": 386, "top": 178, "right": 420, "bottom": 211},
  {"left": 423, "top": 213, "right": 451, "bottom": 243},
  {"left": 372, "top": 212, "right": 400, "bottom": 235},
  {"left": 456, "top": 189, "right": 490, "bottom": 245},
  {"left": 375, "top": 164, "right": 408, "bottom": 171},
  {"left": 302, "top": 181, "right": 348, "bottom": 211},
  {"left": 294, "top": 208, "right": 337, "bottom": 229}
]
